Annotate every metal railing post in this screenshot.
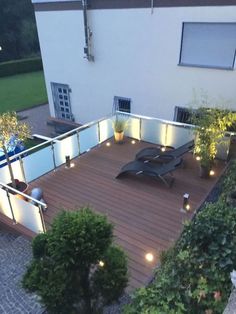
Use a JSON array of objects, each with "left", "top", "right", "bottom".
[
  {"left": 51, "top": 141, "right": 57, "bottom": 171},
  {"left": 139, "top": 118, "right": 142, "bottom": 141},
  {"left": 38, "top": 204, "right": 46, "bottom": 233},
  {"left": 19, "top": 155, "right": 27, "bottom": 183},
  {"left": 5, "top": 189, "right": 16, "bottom": 224},
  {"left": 164, "top": 123, "right": 169, "bottom": 146},
  {"left": 97, "top": 122, "right": 101, "bottom": 144},
  {"left": 76, "top": 130, "right": 81, "bottom": 156}
]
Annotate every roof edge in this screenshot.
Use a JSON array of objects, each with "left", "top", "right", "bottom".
[{"left": 33, "top": 0, "right": 236, "bottom": 11}]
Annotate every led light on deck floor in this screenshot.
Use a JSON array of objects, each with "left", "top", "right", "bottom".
[
  {"left": 209, "top": 170, "right": 215, "bottom": 176},
  {"left": 106, "top": 142, "right": 111, "bottom": 147},
  {"left": 161, "top": 147, "right": 166, "bottom": 152},
  {"left": 145, "top": 253, "right": 154, "bottom": 262},
  {"left": 185, "top": 204, "right": 190, "bottom": 211},
  {"left": 196, "top": 156, "right": 201, "bottom": 161},
  {"left": 99, "top": 261, "right": 105, "bottom": 267},
  {"left": 131, "top": 140, "right": 136, "bottom": 144},
  {"left": 71, "top": 162, "right": 75, "bottom": 168}
]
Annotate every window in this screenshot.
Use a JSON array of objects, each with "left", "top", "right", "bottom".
[
  {"left": 174, "top": 107, "right": 191, "bottom": 123},
  {"left": 113, "top": 96, "right": 131, "bottom": 113},
  {"left": 179, "top": 22, "right": 236, "bottom": 70}
]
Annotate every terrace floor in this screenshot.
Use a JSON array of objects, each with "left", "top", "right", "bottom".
[{"left": 31, "top": 138, "right": 225, "bottom": 292}]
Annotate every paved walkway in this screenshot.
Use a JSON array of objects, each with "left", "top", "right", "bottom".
[
  {"left": 18, "top": 104, "right": 54, "bottom": 138},
  {"left": 224, "top": 290, "right": 236, "bottom": 314},
  {"left": 0, "top": 231, "right": 43, "bottom": 314}
]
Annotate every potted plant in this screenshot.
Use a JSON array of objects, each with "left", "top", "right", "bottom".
[
  {"left": 0, "top": 112, "right": 30, "bottom": 192},
  {"left": 112, "top": 115, "right": 128, "bottom": 143},
  {"left": 192, "top": 107, "right": 235, "bottom": 178}
]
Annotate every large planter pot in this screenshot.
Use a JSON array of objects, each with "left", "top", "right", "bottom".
[
  {"left": 200, "top": 165, "right": 210, "bottom": 179},
  {"left": 8, "top": 180, "right": 29, "bottom": 200},
  {"left": 114, "top": 131, "right": 124, "bottom": 143}
]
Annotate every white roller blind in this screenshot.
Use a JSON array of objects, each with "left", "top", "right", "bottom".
[{"left": 180, "top": 23, "right": 236, "bottom": 70}]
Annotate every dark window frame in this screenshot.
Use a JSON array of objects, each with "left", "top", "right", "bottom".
[{"left": 178, "top": 22, "right": 236, "bottom": 71}]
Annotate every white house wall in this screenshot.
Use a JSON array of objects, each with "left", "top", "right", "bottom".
[{"left": 35, "top": 6, "right": 236, "bottom": 124}]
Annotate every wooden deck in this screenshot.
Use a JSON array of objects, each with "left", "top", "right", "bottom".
[{"left": 31, "top": 138, "right": 225, "bottom": 291}]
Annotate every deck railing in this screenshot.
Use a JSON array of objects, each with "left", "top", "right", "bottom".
[{"left": 0, "top": 112, "right": 232, "bottom": 233}]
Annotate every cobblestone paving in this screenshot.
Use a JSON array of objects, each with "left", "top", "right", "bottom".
[
  {"left": 0, "top": 232, "right": 44, "bottom": 314},
  {"left": 224, "top": 289, "right": 236, "bottom": 314},
  {"left": 18, "top": 104, "right": 54, "bottom": 138}
]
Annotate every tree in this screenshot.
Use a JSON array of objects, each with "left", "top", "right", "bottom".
[
  {"left": 22, "top": 208, "right": 128, "bottom": 314},
  {"left": 0, "top": 0, "right": 40, "bottom": 62},
  {"left": 0, "top": 112, "right": 30, "bottom": 188}
]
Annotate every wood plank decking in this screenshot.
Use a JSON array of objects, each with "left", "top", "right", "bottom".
[{"left": 31, "top": 138, "right": 225, "bottom": 291}]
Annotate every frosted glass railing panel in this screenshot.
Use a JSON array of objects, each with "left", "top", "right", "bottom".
[
  {"left": 0, "top": 160, "right": 23, "bottom": 183},
  {"left": 23, "top": 146, "right": 54, "bottom": 182},
  {"left": 125, "top": 117, "right": 140, "bottom": 139},
  {"left": 0, "top": 188, "right": 13, "bottom": 219},
  {"left": 165, "top": 125, "right": 194, "bottom": 148},
  {"left": 99, "top": 119, "right": 113, "bottom": 143},
  {"left": 54, "top": 134, "right": 79, "bottom": 167},
  {"left": 9, "top": 194, "right": 43, "bottom": 233},
  {"left": 216, "top": 136, "right": 231, "bottom": 160},
  {"left": 141, "top": 119, "right": 166, "bottom": 145},
  {"left": 79, "top": 124, "right": 99, "bottom": 154}
]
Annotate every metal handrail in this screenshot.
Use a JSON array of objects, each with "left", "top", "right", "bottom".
[
  {"left": 0, "top": 114, "right": 111, "bottom": 166},
  {"left": 0, "top": 182, "right": 47, "bottom": 209},
  {"left": 116, "top": 111, "right": 236, "bottom": 136}
]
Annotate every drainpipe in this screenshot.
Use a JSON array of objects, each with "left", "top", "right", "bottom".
[
  {"left": 82, "top": 0, "right": 94, "bottom": 61},
  {"left": 151, "top": 0, "right": 154, "bottom": 14}
]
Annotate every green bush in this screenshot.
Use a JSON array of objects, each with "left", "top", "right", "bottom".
[
  {"left": 0, "top": 57, "right": 43, "bottom": 77},
  {"left": 125, "top": 162, "right": 236, "bottom": 314},
  {"left": 22, "top": 207, "right": 128, "bottom": 314}
]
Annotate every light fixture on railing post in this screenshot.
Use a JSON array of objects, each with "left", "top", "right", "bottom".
[
  {"left": 181, "top": 193, "right": 190, "bottom": 212},
  {"left": 65, "top": 155, "right": 71, "bottom": 168}
]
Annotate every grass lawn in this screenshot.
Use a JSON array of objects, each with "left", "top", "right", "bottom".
[{"left": 0, "top": 71, "right": 48, "bottom": 113}]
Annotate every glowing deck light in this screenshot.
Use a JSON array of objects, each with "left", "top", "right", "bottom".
[
  {"left": 196, "top": 156, "right": 201, "bottom": 161},
  {"left": 99, "top": 261, "right": 105, "bottom": 267},
  {"left": 131, "top": 140, "right": 136, "bottom": 144},
  {"left": 186, "top": 204, "right": 190, "bottom": 211},
  {"left": 145, "top": 253, "right": 154, "bottom": 262},
  {"left": 161, "top": 147, "right": 166, "bottom": 152},
  {"left": 106, "top": 142, "right": 111, "bottom": 147},
  {"left": 209, "top": 170, "right": 215, "bottom": 176}
]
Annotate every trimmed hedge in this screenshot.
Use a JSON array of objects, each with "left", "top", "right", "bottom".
[
  {"left": 0, "top": 57, "right": 43, "bottom": 77},
  {"left": 125, "top": 161, "right": 236, "bottom": 314}
]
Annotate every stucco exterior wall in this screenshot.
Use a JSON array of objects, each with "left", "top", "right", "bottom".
[{"left": 35, "top": 6, "right": 236, "bottom": 124}]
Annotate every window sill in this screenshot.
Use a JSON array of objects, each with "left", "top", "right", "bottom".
[{"left": 178, "top": 63, "right": 234, "bottom": 71}]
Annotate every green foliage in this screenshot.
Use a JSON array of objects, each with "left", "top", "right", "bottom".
[
  {"left": 0, "top": 111, "right": 30, "bottom": 187},
  {"left": 23, "top": 207, "right": 128, "bottom": 314},
  {"left": 191, "top": 107, "right": 236, "bottom": 168},
  {"left": 32, "top": 233, "right": 48, "bottom": 259},
  {"left": 0, "top": 71, "right": 47, "bottom": 113},
  {"left": 92, "top": 245, "right": 128, "bottom": 305},
  {"left": 0, "top": 0, "right": 39, "bottom": 62},
  {"left": 112, "top": 115, "right": 129, "bottom": 133},
  {"left": 0, "top": 57, "right": 43, "bottom": 77},
  {"left": 125, "top": 162, "right": 236, "bottom": 314}
]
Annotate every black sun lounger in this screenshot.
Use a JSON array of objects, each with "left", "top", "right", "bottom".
[
  {"left": 116, "top": 157, "right": 183, "bottom": 187},
  {"left": 135, "top": 140, "right": 194, "bottom": 162}
]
